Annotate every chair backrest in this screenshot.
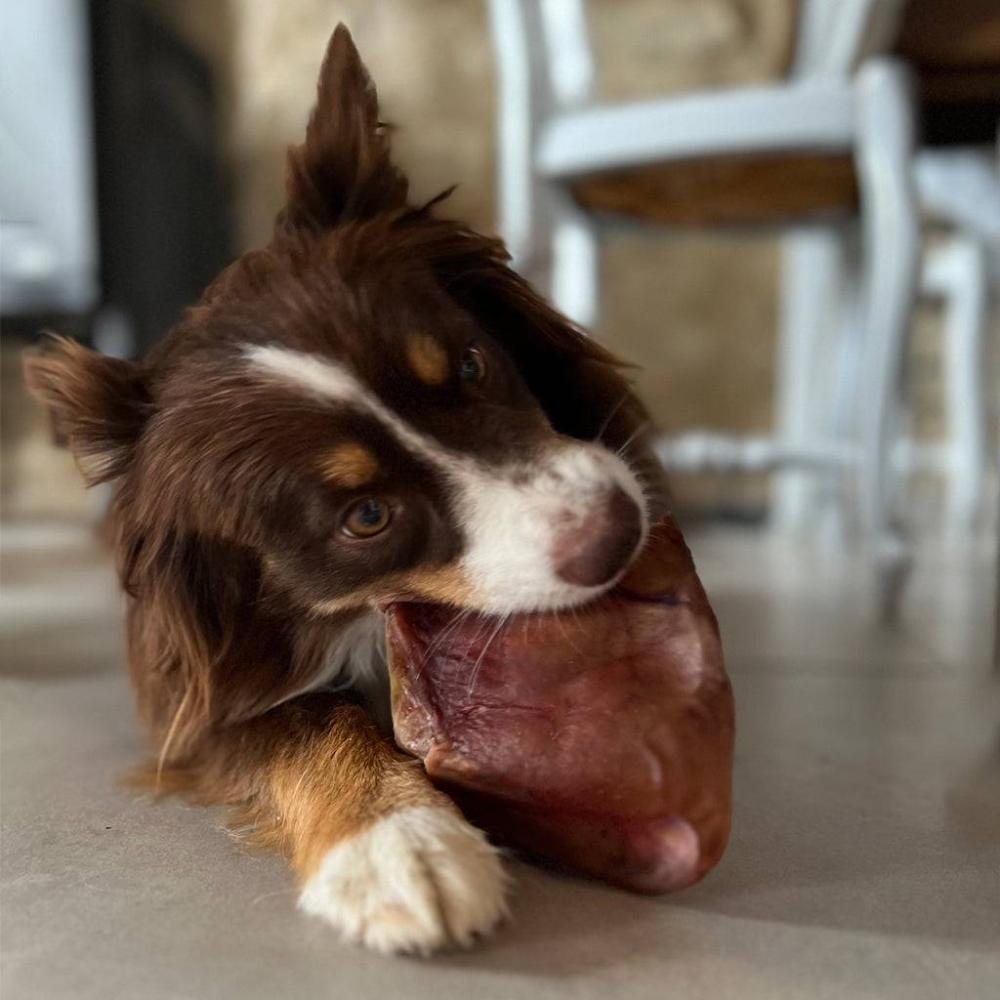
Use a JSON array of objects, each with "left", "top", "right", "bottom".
[
  {"left": 486, "top": 0, "right": 906, "bottom": 264},
  {"left": 490, "top": 0, "right": 907, "bottom": 120},
  {"left": 792, "top": 0, "right": 907, "bottom": 78}
]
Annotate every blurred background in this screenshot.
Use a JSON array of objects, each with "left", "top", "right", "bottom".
[
  {"left": 3, "top": 4, "right": 1000, "bottom": 997},
  {"left": 3, "top": 0, "right": 998, "bottom": 534}
]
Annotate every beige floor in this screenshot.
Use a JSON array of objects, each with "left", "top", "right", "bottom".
[{"left": 2, "top": 518, "right": 998, "bottom": 1000}]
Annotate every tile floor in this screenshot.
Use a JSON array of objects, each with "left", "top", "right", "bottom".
[{"left": 2, "top": 518, "right": 998, "bottom": 999}]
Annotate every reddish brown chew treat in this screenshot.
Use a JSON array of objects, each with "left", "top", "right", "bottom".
[{"left": 387, "top": 517, "right": 734, "bottom": 894}]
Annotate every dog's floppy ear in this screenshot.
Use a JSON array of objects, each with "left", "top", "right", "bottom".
[
  {"left": 23, "top": 336, "right": 150, "bottom": 486},
  {"left": 124, "top": 531, "right": 266, "bottom": 759},
  {"left": 279, "top": 23, "right": 408, "bottom": 233},
  {"left": 122, "top": 528, "right": 339, "bottom": 764}
]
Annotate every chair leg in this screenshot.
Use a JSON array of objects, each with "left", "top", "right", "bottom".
[
  {"left": 854, "top": 59, "right": 920, "bottom": 621},
  {"left": 826, "top": 224, "right": 866, "bottom": 539},
  {"left": 550, "top": 198, "right": 601, "bottom": 331},
  {"left": 923, "top": 237, "right": 990, "bottom": 539},
  {"left": 772, "top": 227, "right": 846, "bottom": 537},
  {"left": 500, "top": 169, "right": 601, "bottom": 334}
]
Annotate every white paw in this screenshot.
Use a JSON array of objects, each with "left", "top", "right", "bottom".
[{"left": 298, "top": 804, "right": 508, "bottom": 955}]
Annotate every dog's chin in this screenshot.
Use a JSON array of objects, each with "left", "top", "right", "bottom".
[
  {"left": 374, "top": 582, "right": 615, "bottom": 622},
  {"left": 387, "top": 584, "right": 635, "bottom": 655}
]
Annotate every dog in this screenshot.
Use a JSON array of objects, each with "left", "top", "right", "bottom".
[{"left": 25, "top": 24, "right": 665, "bottom": 954}]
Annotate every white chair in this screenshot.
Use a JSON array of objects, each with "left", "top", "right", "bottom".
[{"left": 488, "top": 0, "right": 920, "bottom": 617}]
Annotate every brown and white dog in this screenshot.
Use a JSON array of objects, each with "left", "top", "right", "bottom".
[{"left": 25, "top": 25, "right": 665, "bottom": 954}]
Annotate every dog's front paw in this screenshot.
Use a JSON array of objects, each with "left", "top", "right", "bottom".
[{"left": 298, "top": 804, "right": 508, "bottom": 954}]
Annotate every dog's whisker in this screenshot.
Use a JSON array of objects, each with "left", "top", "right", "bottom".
[
  {"left": 594, "top": 391, "right": 630, "bottom": 444},
  {"left": 423, "top": 608, "right": 469, "bottom": 658},
  {"left": 429, "top": 613, "right": 469, "bottom": 660},
  {"left": 615, "top": 420, "right": 652, "bottom": 459},
  {"left": 553, "top": 608, "right": 586, "bottom": 659},
  {"left": 432, "top": 608, "right": 474, "bottom": 656},
  {"left": 467, "top": 611, "right": 510, "bottom": 696},
  {"left": 450, "top": 612, "right": 488, "bottom": 671},
  {"left": 415, "top": 608, "right": 472, "bottom": 681}
]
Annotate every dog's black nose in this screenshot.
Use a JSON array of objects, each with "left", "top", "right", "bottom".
[{"left": 552, "top": 487, "right": 643, "bottom": 588}]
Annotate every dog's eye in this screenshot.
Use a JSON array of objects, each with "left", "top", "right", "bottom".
[
  {"left": 458, "top": 345, "right": 486, "bottom": 384},
  {"left": 341, "top": 497, "right": 392, "bottom": 539}
]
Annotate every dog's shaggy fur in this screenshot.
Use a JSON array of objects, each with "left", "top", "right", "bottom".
[{"left": 25, "top": 25, "right": 664, "bottom": 953}]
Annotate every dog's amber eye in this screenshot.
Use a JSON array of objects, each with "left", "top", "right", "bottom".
[
  {"left": 341, "top": 497, "right": 392, "bottom": 538},
  {"left": 458, "top": 345, "right": 486, "bottom": 384}
]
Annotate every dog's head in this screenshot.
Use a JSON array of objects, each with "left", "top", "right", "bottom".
[
  {"left": 25, "top": 25, "right": 666, "bottom": 742},
  {"left": 27, "top": 25, "right": 663, "bottom": 626}
]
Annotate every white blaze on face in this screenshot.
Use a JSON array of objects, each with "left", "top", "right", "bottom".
[
  {"left": 246, "top": 345, "right": 648, "bottom": 613},
  {"left": 457, "top": 442, "right": 646, "bottom": 609}
]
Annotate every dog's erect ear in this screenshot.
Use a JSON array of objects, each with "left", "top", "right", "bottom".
[
  {"left": 279, "top": 24, "right": 408, "bottom": 233},
  {"left": 23, "top": 336, "right": 150, "bottom": 485}
]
